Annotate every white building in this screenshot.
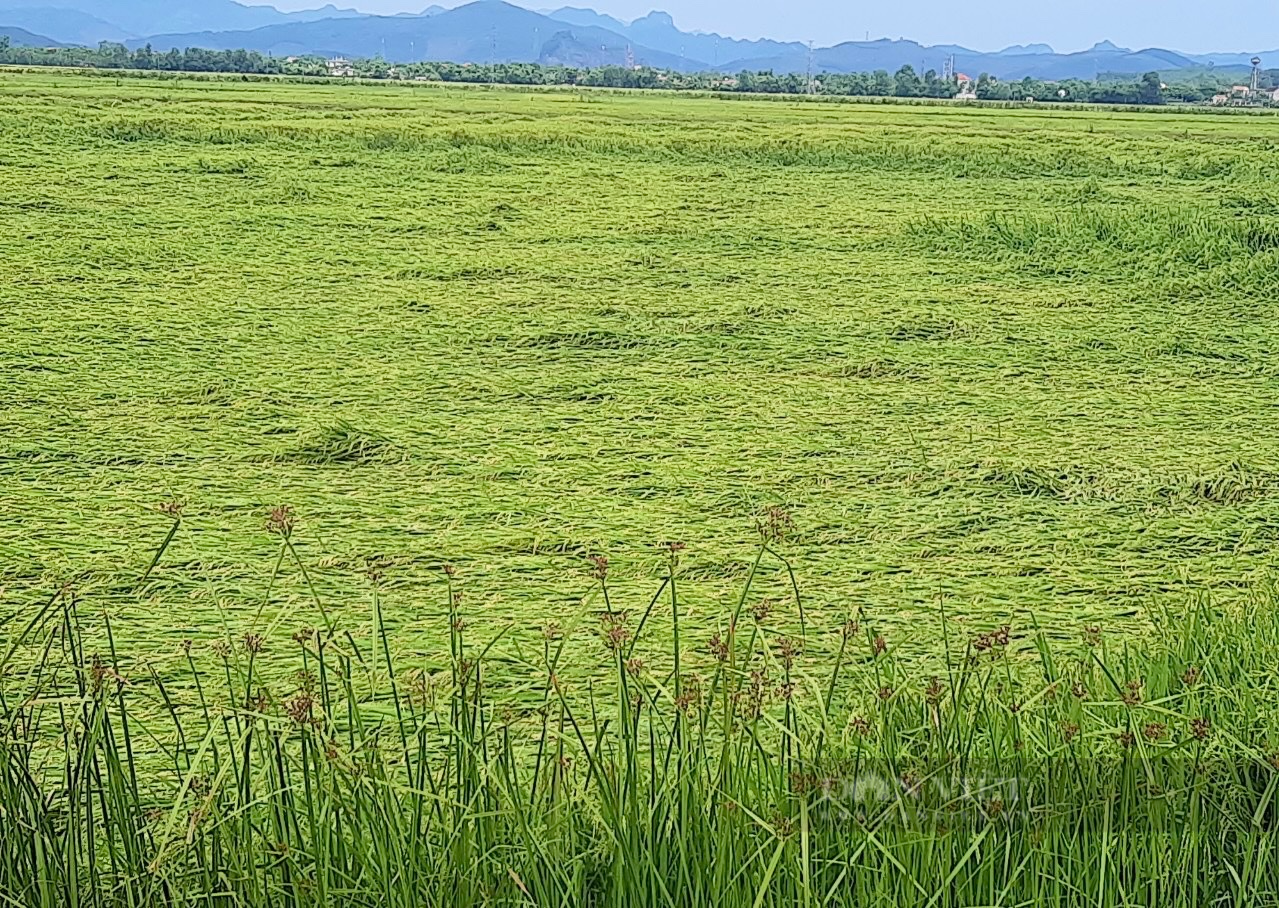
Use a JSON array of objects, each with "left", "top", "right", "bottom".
[{"left": 327, "top": 57, "right": 355, "bottom": 77}]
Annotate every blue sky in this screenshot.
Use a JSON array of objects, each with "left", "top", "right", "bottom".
[{"left": 257, "top": 0, "right": 1279, "bottom": 54}]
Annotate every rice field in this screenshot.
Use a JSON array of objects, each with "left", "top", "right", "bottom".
[
  {"left": 5, "top": 69, "right": 1279, "bottom": 675},
  {"left": 6, "top": 69, "right": 1279, "bottom": 907}
]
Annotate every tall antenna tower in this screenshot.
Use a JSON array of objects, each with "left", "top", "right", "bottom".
[
  {"left": 943, "top": 54, "right": 955, "bottom": 82},
  {"left": 1252, "top": 56, "right": 1263, "bottom": 92},
  {"left": 626, "top": 44, "right": 635, "bottom": 69},
  {"left": 806, "top": 40, "right": 815, "bottom": 94}
]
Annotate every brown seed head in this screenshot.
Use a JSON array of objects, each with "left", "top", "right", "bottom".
[
  {"left": 675, "top": 676, "right": 702, "bottom": 714},
  {"left": 1142, "top": 722, "right": 1166, "bottom": 742},
  {"left": 973, "top": 625, "right": 1011, "bottom": 653},
  {"left": 1182, "top": 665, "right": 1201, "bottom": 687},
  {"left": 789, "top": 771, "right": 817, "bottom": 795},
  {"left": 924, "top": 676, "right": 945, "bottom": 705},
  {"left": 589, "top": 554, "right": 609, "bottom": 582},
  {"left": 872, "top": 635, "right": 887, "bottom": 656},
  {"left": 1062, "top": 721, "right": 1080, "bottom": 742},
  {"left": 284, "top": 692, "right": 314, "bottom": 726},
  {"left": 1190, "top": 717, "right": 1211, "bottom": 741},
  {"left": 158, "top": 499, "right": 185, "bottom": 519},
  {"left": 599, "top": 612, "right": 630, "bottom": 651},
  {"left": 776, "top": 635, "right": 799, "bottom": 670},
  {"left": 266, "top": 505, "right": 295, "bottom": 538},
  {"left": 757, "top": 505, "right": 796, "bottom": 544},
  {"left": 1122, "top": 679, "right": 1144, "bottom": 707},
  {"left": 1082, "top": 625, "right": 1102, "bottom": 647},
  {"left": 89, "top": 654, "right": 108, "bottom": 694},
  {"left": 751, "top": 599, "right": 774, "bottom": 624},
  {"left": 734, "top": 669, "right": 769, "bottom": 720},
  {"left": 708, "top": 633, "right": 730, "bottom": 662},
  {"left": 242, "top": 634, "right": 265, "bottom": 655}
]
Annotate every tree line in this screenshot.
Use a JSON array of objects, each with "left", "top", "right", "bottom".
[{"left": 0, "top": 36, "right": 1261, "bottom": 105}]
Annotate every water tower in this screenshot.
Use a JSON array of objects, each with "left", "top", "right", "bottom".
[{"left": 1251, "top": 56, "right": 1263, "bottom": 92}]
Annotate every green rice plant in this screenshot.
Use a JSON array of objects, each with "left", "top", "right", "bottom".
[
  {"left": 271, "top": 420, "right": 397, "bottom": 465},
  {"left": 9, "top": 72, "right": 1279, "bottom": 657}
]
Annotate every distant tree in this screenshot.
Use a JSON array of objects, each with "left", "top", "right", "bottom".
[
  {"left": 1138, "top": 71, "right": 1164, "bottom": 105},
  {"left": 97, "top": 41, "right": 129, "bottom": 66},
  {"left": 922, "top": 68, "right": 954, "bottom": 97},
  {"left": 893, "top": 64, "right": 923, "bottom": 97},
  {"left": 976, "top": 73, "right": 1010, "bottom": 100},
  {"left": 0, "top": 36, "right": 10, "bottom": 53},
  {"left": 870, "top": 69, "right": 893, "bottom": 96},
  {"left": 133, "top": 43, "right": 155, "bottom": 69}
]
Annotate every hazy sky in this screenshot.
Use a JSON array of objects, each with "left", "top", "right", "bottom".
[{"left": 257, "top": 0, "right": 1279, "bottom": 54}]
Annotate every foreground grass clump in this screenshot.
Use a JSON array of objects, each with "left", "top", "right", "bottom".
[{"left": 3, "top": 523, "right": 1279, "bottom": 907}]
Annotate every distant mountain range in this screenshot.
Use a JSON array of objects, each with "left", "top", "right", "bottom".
[
  {"left": 131, "top": 2, "right": 703, "bottom": 70},
  {"left": 2, "top": 0, "right": 1274, "bottom": 79},
  {"left": 0, "top": 23, "right": 61, "bottom": 45},
  {"left": 731, "top": 38, "right": 1241, "bottom": 82},
  {"left": 0, "top": 0, "right": 362, "bottom": 39},
  {"left": 544, "top": 7, "right": 804, "bottom": 66}
]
